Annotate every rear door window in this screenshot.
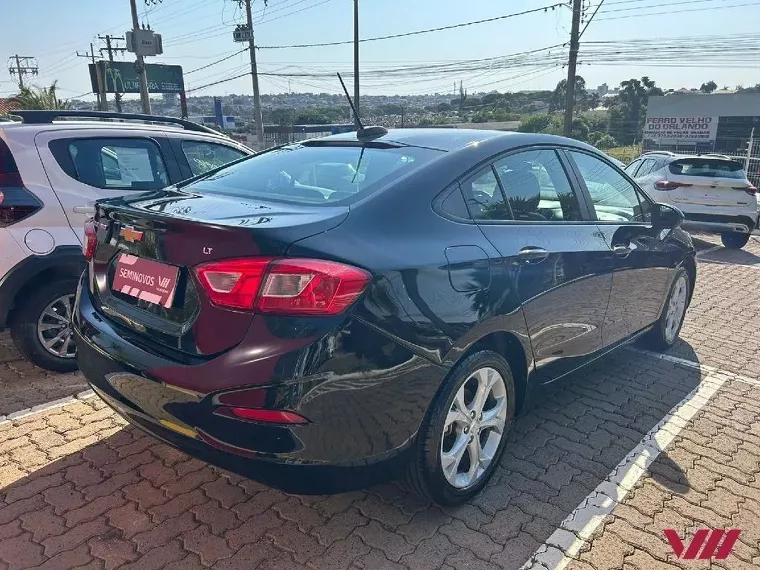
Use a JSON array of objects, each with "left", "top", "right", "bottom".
[
  {"left": 494, "top": 149, "right": 583, "bottom": 222},
  {"left": 50, "top": 137, "right": 170, "bottom": 190},
  {"left": 624, "top": 159, "right": 642, "bottom": 176},
  {"left": 185, "top": 143, "right": 442, "bottom": 204},
  {"left": 637, "top": 158, "right": 657, "bottom": 176},
  {"left": 669, "top": 158, "right": 746, "bottom": 179},
  {"left": 568, "top": 150, "right": 651, "bottom": 223},
  {"left": 439, "top": 186, "right": 471, "bottom": 220},
  {"left": 460, "top": 168, "right": 511, "bottom": 221},
  {"left": 181, "top": 140, "right": 248, "bottom": 176}
]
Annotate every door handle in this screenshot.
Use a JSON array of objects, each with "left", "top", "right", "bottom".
[
  {"left": 612, "top": 244, "right": 632, "bottom": 257},
  {"left": 518, "top": 246, "right": 550, "bottom": 263}
]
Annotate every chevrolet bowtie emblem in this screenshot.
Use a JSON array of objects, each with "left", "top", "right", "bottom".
[{"left": 120, "top": 226, "right": 144, "bottom": 243}]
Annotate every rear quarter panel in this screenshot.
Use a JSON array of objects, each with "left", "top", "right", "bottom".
[
  {"left": 2, "top": 128, "right": 79, "bottom": 254},
  {"left": 286, "top": 152, "right": 534, "bottom": 430}
]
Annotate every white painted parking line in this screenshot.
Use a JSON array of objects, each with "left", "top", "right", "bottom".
[
  {"left": 696, "top": 245, "right": 722, "bottom": 258},
  {"left": 628, "top": 346, "right": 760, "bottom": 388},
  {"left": 522, "top": 369, "right": 730, "bottom": 570},
  {"left": 625, "top": 346, "right": 713, "bottom": 372},
  {"left": 0, "top": 389, "right": 95, "bottom": 427}
]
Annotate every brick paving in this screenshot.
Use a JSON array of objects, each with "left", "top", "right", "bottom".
[
  {"left": 0, "top": 234, "right": 758, "bottom": 569},
  {"left": 0, "top": 333, "right": 88, "bottom": 417}
]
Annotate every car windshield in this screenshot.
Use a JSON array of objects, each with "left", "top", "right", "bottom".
[
  {"left": 669, "top": 158, "right": 746, "bottom": 179},
  {"left": 183, "top": 143, "right": 442, "bottom": 204}
]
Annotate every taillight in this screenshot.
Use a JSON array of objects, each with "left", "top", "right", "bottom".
[
  {"left": 257, "top": 258, "right": 371, "bottom": 315},
  {"left": 655, "top": 181, "right": 692, "bottom": 191},
  {"left": 194, "top": 257, "right": 371, "bottom": 315},
  {"left": 195, "top": 258, "right": 272, "bottom": 310},
  {"left": 744, "top": 186, "right": 758, "bottom": 196},
  {"left": 83, "top": 218, "right": 97, "bottom": 260},
  {"left": 216, "top": 406, "right": 308, "bottom": 425}
]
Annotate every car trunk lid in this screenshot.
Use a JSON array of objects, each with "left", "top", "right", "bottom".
[
  {"left": 89, "top": 189, "right": 349, "bottom": 358},
  {"left": 665, "top": 157, "right": 755, "bottom": 207}
]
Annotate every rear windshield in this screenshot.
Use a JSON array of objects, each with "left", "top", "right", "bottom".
[
  {"left": 669, "top": 158, "right": 746, "bottom": 179},
  {"left": 183, "top": 143, "right": 442, "bottom": 204}
]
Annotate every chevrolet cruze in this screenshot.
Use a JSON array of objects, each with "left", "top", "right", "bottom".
[{"left": 73, "top": 129, "right": 696, "bottom": 505}]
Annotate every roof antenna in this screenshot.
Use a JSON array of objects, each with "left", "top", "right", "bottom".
[{"left": 337, "top": 72, "right": 388, "bottom": 141}]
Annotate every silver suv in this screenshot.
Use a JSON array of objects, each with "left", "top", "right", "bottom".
[{"left": 0, "top": 110, "right": 252, "bottom": 371}]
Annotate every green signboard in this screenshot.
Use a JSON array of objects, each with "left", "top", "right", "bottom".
[{"left": 89, "top": 62, "right": 184, "bottom": 94}]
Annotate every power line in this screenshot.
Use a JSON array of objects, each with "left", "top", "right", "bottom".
[
  {"left": 185, "top": 48, "right": 249, "bottom": 74},
  {"left": 164, "top": 0, "right": 330, "bottom": 48},
  {"left": 256, "top": 0, "right": 334, "bottom": 25},
  {"left": 596, "top": 1, "right": 758, "bottom": 20},
  {"left": 599, "top": 0, "right": 731, "bottom": 13},
  {"left": 257, "top": 4, "right": 569, "bottom": 49},
  {"left": 579, "top": 0, "right": 605, "bottom": 38},
  {"left": 186, "top": 71, "right": 251, "bottom": 93}
]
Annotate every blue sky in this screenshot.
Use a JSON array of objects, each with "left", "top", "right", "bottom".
[{"left": 2, "top": 0, "right": 759, "bottom": 101}]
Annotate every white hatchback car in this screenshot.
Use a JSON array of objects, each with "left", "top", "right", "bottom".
[
  {"left": 0, "top": 110, "right": 252, "bottom": 372},
  {"left": 626, "top": 151, "right": 758, "bottom": 249}
]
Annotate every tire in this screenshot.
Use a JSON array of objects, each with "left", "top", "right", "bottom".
[
  {"left": 406, "top": 350, "right": 516, "bottom": 505},
  {"left": 10, "top": 279, "right": 79, "bottom": 373},
  {"left": 641, "top": 268, "right": 690, "bottom": 352},
  {"left": 721, "top": 232, "right": 750, "bottom": 249}
]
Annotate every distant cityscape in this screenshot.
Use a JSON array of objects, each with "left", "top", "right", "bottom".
[{"left": 67, "top": 89, "right": 550, "bottom": 131}]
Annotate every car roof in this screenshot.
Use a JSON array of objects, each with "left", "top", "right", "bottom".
[
  {"left": 0, "top": 120, "right": 239, "bottom": 145},
  {"left": 315, "top": 128, "right": 593, "bottom": 153},
  {"left": 639, "top": 152, "right": 741, "bottom": 162}
]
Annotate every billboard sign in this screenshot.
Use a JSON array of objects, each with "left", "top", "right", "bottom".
[
  {"left": 643, "top": 116, "right": 719, "bottom": 142},
  {"left": 89, "top": 62, "right": 184, "bottom": 94}
]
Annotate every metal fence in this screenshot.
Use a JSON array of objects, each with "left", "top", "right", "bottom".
[{"left": 722, "top": 132, "right": 760, "bottom": 188}]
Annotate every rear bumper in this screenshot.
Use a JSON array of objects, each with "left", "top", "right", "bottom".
[
  {"left": 680, "top": 213, "right": 758, "bottom": 235},
  {"left": 73, "top": 276, "right": 446, "bottom": 492}
]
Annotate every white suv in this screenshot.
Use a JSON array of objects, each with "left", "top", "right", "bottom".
[
  {"left": 626, "top": 151, "right": 758, "bottom": 249},
  {"left": 0, "top": 110, "right": 252, "bottom": 372}
]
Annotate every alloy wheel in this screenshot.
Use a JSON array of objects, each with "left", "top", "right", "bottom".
[
  {"left": 37, "top": 294, "right": 77, "bottom": 359},
  {"left": 440, "top": 366, "right": 508, "bottom": 489},
  {"left": 664, "top": 275, "right": 688, "bottom": 344}
]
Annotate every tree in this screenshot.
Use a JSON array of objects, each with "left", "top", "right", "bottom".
[
  {"left": 548, "top": 76, "right": 589, "bottom": 113},
  {"left": 8, "top": 82, "right": 69, "bottom": 110},
  {"left": 737, "top": 84, "right": 760, "bottom": 94},
  {"left": 457, "top": 81, "right": 467, "bottom": 113},
  {"left": 587, "top": 92, "right": 601, "bottom": 111},
  {"left": 607, "top": 76, "right": 663, "bottom": 145},
  {"left": 590, "top": 133, "right": 616, "bottom": 149},
  {"left": 699, "top": 80, "right": 718, "bottom": 94},
  {"left": 517, "top": 114, "right": 552, "bottom": 133},
  {"left": 13, "top": 83, "right": 64, "bottom": 110}
]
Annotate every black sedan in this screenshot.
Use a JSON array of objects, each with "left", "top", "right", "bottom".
[{"left": 73, "top": 129, "right": 695, "bottom": 505}]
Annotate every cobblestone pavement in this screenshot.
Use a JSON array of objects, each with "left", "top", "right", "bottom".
[
  {"left": 0, "top": 234, "right": 759, "bottom": 570},
  {"left": 0, "top": 334, "right": 87, "bottom": 417}
]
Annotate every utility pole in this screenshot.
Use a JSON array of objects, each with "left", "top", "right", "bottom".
[
  {"left": 77, "top": 44, "right": 107, "bottom": 110},
  {"left": 563, "top": 0, "right": 582, "bottom": 137},
  {"left": 353, "top": 0, "right": 360, "bottom": 120},
  {"left": 241, "top": 0, "right": 265, "bottom": 149},
  {"left": 130, "top": 0, "right": 151, "bottom": 114},
  {"left": 99, "top": 35, "right": 127, "bottom": 112},
  {"left": 8, "top": 55, "right": 38, "bottom": 89}
]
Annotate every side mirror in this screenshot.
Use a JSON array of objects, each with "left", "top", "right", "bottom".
[{"left": 653, "top": 203, "right": 684, "bottom": 230}]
